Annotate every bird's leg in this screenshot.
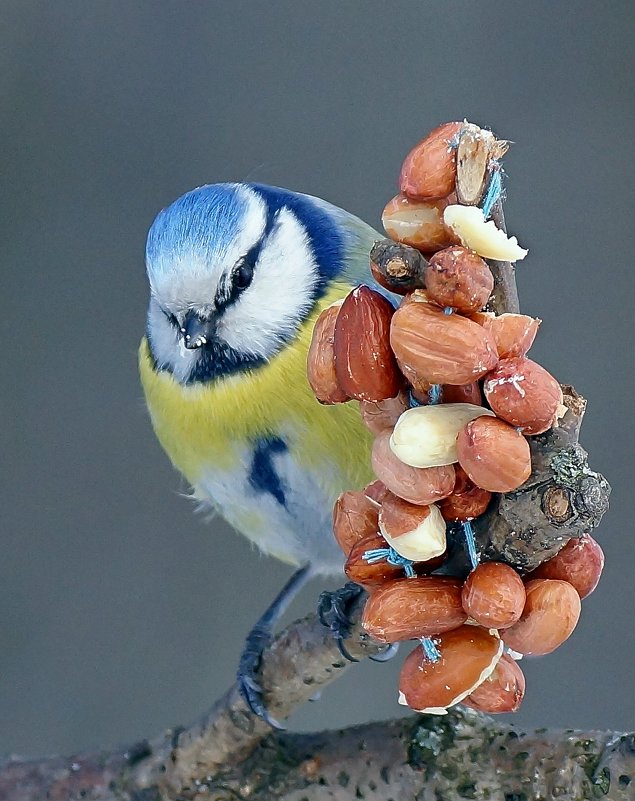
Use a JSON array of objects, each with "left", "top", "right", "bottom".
[
  {"left": 318, "top": 582, "right": 400, "bottom": 663},
  {"left": 238, "top": 564, "right": 312, "bottom": 729}
]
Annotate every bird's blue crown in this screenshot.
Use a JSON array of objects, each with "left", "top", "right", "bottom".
[{"left": 146, "top": 183, "right": 347, "bottom": 292}]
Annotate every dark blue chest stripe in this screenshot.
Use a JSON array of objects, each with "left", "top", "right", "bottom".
[{"left": 248, "top": 436, "right": 288, "bottom": 507}]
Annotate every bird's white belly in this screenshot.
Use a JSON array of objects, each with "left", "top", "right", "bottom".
[{"left": 194, "top": 437, "right": 345, "bottom": 575}]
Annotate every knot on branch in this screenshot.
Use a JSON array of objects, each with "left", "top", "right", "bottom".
[{"left": 471, "top": 386, "right": 610, "bottom": 573}]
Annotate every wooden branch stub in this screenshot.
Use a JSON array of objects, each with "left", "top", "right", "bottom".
[
  {"left": 455, "top": 123, "right": 507, "bottom": 206},
  {"left": 369, "top": 239, "right": 428, "bottom": 295}
]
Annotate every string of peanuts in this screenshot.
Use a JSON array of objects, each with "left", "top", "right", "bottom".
[{"left": 307, "top": 121, "right": 605, "bottom": 716}]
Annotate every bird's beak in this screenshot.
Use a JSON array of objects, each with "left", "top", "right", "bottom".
[{"left": 182, "top": 311, "right": 215, "bottom": 350}]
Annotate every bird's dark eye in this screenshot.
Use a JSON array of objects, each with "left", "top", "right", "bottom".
[{"left": 233, "top": 258, "right": 254, "bottom": 290}]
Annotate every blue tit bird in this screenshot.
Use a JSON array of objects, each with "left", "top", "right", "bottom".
[{"left": 140, "top": 182, "right": 389, "bottom": 725}]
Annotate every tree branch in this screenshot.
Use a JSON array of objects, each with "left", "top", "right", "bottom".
[{"left": 2, "top": 602, "right": 633, "bottom": 801}]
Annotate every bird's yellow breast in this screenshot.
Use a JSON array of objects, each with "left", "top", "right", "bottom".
[{"left": 139, "top": 286, "right": 375, "bottom": 496}]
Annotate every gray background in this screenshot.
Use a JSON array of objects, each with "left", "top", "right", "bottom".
[{"left": 1, "top": 0, "right": 633, "bottom": 757}]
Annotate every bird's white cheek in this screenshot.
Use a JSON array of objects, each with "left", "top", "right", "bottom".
[{"left": 220, "top": 209, "right": 318, "bottom": 359}]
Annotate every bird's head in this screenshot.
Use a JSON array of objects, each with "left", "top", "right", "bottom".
[{"left": 145, "top": 182, "right": 350, "bottom": 384}]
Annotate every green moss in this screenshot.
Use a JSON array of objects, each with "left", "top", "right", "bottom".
[
  {"left": 592, "top": 766, "right": 610, "bottom": 796},
  {"left": 409, "top": 726, "right": 444, "bottom": 774},
  {"left": 551, "top": 448, "right": 587, "bottom": 487},
  {"left": 439, "top": 762, "right": 459, "bottom": 781},
  {"left": 408, "top": 717, "right": 456, "bottom": 776},
  {"left": 575, "top": 739, "right": 594, "bottom": 751},
  {"left": 456, "top": 780, "right": 477, "bottom": 798},
  {"left": 467, "top": 745, "right": 482, "bottom": 763}
]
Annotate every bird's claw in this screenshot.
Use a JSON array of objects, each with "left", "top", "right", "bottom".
[
  {"left": 237, "top": 625, "right": 284, "bottom": 730},
  {"left": 318, "top": 583, "right": 399, "bottom": 663},
  {"left": 318, "top": 582, "right": 366, "bottom": 662},
  {"left": 369, "top": 642, "right": 400, "bottom": 662}
]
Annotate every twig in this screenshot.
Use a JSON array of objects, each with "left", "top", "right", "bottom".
[{"left": 486, "top": 200, "right": 521, "bottom": 315}]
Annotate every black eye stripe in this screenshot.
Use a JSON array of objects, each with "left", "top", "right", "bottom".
[{"left": 217, "top": 207, "right": 280, "bottom": 308}]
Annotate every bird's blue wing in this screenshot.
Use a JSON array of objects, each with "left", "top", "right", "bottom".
[
  {"left": 247, "top": 184, "right": 395, "bottom": 301},
  {"left": 306, "top": 193, "right": 396, "bottom": 301}
]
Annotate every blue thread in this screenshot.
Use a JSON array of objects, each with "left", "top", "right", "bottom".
[
  {"left": 409, "top": 391, "right": 423, "bottom": 408},
  {"left": 481, "top": 170, "right": 502, "bottom": 220},
  {"left": 248, "top": 437, "right": 288, "bottom": 506},
  {"left": 421, "top": 637, "right": 441, "bottom": 662},
  {"left": 428, "top": 384, "right": 442, "bottom": 405},
  {"left": 462, "top": 520, "right": 479, "bottom": 570},
  {"left": 444, "top": 306, "right": 453, "bottom": 315},
  {"left": 362, "top": 547, "right": 416, "bottom": 578},
  {"left": 449, "top": 128, "right": 462, "bottom": 149}
]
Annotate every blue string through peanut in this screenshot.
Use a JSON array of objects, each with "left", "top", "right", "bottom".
[
  {"left": 427, "top": 384, "right": 442, "bottom": 404},
  {"left": 462, "top": 519, "right": 479, "bottom": 571},
  {"left": 362, "top": 547, "right": 416, "bottom": 578},
  {"left": 481, "top": 168, "right": 502, "bottom": 220},
  {"left": 421, "top": 636, "right": 441, "bottom": 663},
  {"left": 407, "top": 305, "right": 459, "bottom": 665}
]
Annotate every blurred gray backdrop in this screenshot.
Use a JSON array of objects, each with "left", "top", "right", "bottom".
[{"left": 1, "top": 0, "right": 634, "bottom": 757}]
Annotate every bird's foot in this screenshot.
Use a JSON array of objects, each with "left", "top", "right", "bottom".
[
  {"left": 237, "top": 623, "right": 283, "bottom": 730},
  {"left": 236, "top": 564, "right": 312, "bottom": 729},
  {"left": 318, "top": 582, "right": 366, "bottom": 662},
  {"left": 318, "top": 582, "right": 400, "bottom": 663}
]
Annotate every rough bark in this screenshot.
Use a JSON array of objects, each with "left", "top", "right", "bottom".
[
  {"left": 2, "top": 602, "right": 634, "bottom": 801},
  {"left": 474, "top": 384, "right": 610, "bottom": 572}
]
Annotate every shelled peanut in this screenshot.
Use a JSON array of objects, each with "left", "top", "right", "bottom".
[{"left": 306, "top": 119, "right": 605, "bottom": 716}]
